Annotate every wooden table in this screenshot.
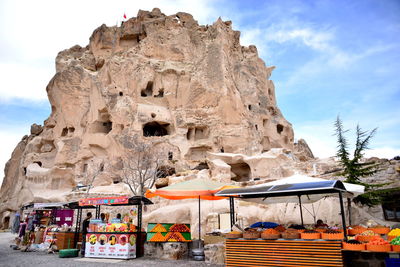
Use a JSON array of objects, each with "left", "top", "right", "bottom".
[{"left": 226, "top": 238, "right": 343, "bottom": 267}]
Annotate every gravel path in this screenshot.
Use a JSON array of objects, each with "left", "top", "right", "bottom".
[{"left": 0, "top": 232, "right": 220, "bottom": 267}]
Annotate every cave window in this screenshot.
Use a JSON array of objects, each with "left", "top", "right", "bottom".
[
  {"left": 99, "top": 163, "right": 104, "bottom": 172},
  {"left": 113, "top": 177, "right": 121, "bottom": 184},
  {"left": 229, "top": 162, "right": 251, "bottom": 182},
  {"left": 61, "top": 127, "right": 68, "bottom": 136},
  {"left": 151, "top": 113, "right": 156, "bottom": 118},
  {"left": 186, "top": 146, "right": 211, "bottom": 161},
  {"left": 268, "top": 88, "right": 272, "bottom": 96},
  {"left": 141, "top": 81, "right": 153, "bottom": 97},
  {"left": 220, "top": 147, "right": 224, "bottom": 153},
  {"left": 263, "top": 119, "right": 268, "bottom": 128},
  {"left": 248, "top": 105, "right": 252, "bottom": 111},
  {"left": 68, "top": 127, "right": 75, "bottom": 134},
  {"left": 156, "top": 165, "right": 176, "bottom": 178},
  {"left": 23, "top": 167, "right": 27, "bottom": 175},
  {"left": 168, "top": 151, "right": 173, "bottom": 160},
  {"left": 187, "top": 127, "right": 194, "bottom": 140},
  {"left": 3, "top": 216, "right": 10, "bottom": 229},
  {"left": 154, "top": 88, "right": 164, "bottom": 98},
  {"left": 143, "top": 122, "right": 170, "bottom": 137},
  {"left": 255, "top": 125, "right": 258, "bottom": 130},
  {"left": 83, "top": 164, "right": 88, "bottom": 173},
  {"left": 277, "top": 124, "right": 284, "bottom": 134},
  {"left": 119, "top": 92, "right": 123, "bottom": 96},
  {"left": 195, "top": 127, "right": 207, "bottom": 139}
]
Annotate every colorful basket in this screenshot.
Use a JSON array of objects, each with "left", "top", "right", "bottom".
[
  {"left": 369, "top": 227, "right": 390, "bottom": 235},
  {"left": 243, "top": 232, "right": 261, "bottom": 239},
  {"left": 366, "top": 244, "right": 392, "bottom": 252},
  {"left": 301, "top": 232, "right": 321, "bottom": 240},
  {"left": 321, "top": 232, "right": 344, "bottom": 240},
  {"left": 225, "top": 233, "right": 243, "bottom": 239},
  {"left": 281, "top": 232, "right": 300, "bottom": 239},
  {"left": 342, "top": 242, "right": 365, "bottom": 251},
  {"left": 348, "top": 227, "right": 366, "bottom": 236}
]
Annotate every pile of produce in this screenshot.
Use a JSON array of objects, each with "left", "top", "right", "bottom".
[
  {"left": 390, "top": 236, "right": 400, "bottom": 245},
  {"left": 345, "top": 240, "right": 362, "bottom": 244},
  {"left": 388, "top": 228, "right": 400, "bottom": 237},
  {"left": 243, "top": 228, "right": 261, "bottom": 239},
  {"left": 303, "top": 230, "right": 319, "bottom": 234},
  {"left": 169, "top": 224, "right": 190, "bottom": 232},
  {"left": 229, "top": 231, "right": 242, "bottom": 234},
  {"left": 289, "top": 224, "right": 306, "bottom": 230},
  {"left": 262, "top": 228, "right": 280, "bottom": 235},
  {"left": 367, "top": 236, "right": 389, "bottom": 245},
  {"left": 149, "top": 232, "right": 166, "bottom": 242},
  {"left": 325, "top": 229, "right": 340, "bottom": 234},
  {"left": 151, "top": 223, "right": 167, "bottom": 232},
  {"left": 358, "top": 230, "right": 376, "bottom": 236},
  {"left": 274, "top": 225, "right": 286, "bottom": 232},
  {"left": 355, "top": 230, "right": 378, "bottom": 242}
]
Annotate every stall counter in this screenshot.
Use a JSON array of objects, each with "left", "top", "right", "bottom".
[{"left": 85, "top": 232, "right": 137, "bottom": 259}]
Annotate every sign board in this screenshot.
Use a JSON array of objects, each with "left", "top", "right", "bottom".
[
  {"left": 84, "top": 233, "right": 136, "bottom": 259},
  {"left": 79, "top": 196, "right": 129, "bottom": 206}
]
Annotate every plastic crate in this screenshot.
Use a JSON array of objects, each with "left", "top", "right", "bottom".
[{"left": 59, "top": 248, "right": 79, "bottom": 258}]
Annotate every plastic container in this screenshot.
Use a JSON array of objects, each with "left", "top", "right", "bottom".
[
  {"left": 301, "top": 232, "right": 321, "bottom": 240},
  {"left": 366, "top": 244, "right": 391, "bottom": 252},
  {"left": 342, "top": 242, "right": 365, "bottom": 251},
  {"left": 369, "top": 227, "right": 390, "bottom": 235},
  {"left": 261, "top": 233, "right": 280, "bottom": 240},
  {"left": 392, "top": 245, "right": 400, "bottom": 252},
  {"left": 321, "top": 232, "right": 344, "bottom": 240}
]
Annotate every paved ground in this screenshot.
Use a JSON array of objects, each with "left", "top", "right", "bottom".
[{"left": 0, "top": 232, "right": 220, "bottom": 267}]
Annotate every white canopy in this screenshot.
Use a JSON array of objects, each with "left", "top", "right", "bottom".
[{"left": 243, "top": 174, "right": 364, "bottom": 205}]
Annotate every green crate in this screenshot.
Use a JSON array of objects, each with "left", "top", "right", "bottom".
[{"left": 59, "top": 248, "right": 79, "bottom": 258}]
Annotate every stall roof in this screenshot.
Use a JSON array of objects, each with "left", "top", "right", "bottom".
[
  {"left": 22, "top": 202, "right": 68, "bottom": 209},
  {"left": 66, "top": 196, "right": 153, "bottom": 209},
  {"left": 215, "top": 180, "right": 351, "bottom": 203}
]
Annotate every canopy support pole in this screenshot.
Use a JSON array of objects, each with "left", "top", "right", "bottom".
[
  {"left": 229, "top": 197, "right": 235, "bottom": 230},
  {"left": 347, "top": 198, "right": 352, "bottom": 226},
  {"left": 198, "top": 196, "right": 201, "bottom": 242},
  {"left": 74, "top": 208, "right": 82, "bottom": 248},
  {"left": 298, "top": 195, "right": 304, "bottom": 226},
  {"left": 137, "top": 203, "right": 143, "bottom": 257},
  {"left": 339, "top": 191, "right": 348, "bottom": 241},
  {"left": 95, "top": 206, "right": 101, "bottom": 219}
]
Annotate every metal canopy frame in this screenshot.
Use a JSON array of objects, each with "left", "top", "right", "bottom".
[
  {"left": 65, "top": 196, "right": 153, "bottom": 256},
  {"left": 217, "top": 180, "right": 349, "bottom": 240}
]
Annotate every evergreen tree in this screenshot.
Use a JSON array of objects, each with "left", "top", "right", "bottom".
[{"left": 334, "top": 116, "right": 386, "bottom": 206}]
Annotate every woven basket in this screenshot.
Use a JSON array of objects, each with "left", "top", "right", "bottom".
[
  {"left": 301, "top": 232, "right": 321, "bottom": 240},
  {"left": 369, "top": 227, "right": 390, "bottom": 235},
  {"left": 366, "top": 244, "right": 391, "bottom": 252},
  {"left": 225, "top": 233, "right": 242, "bottom": 239},
  {"left": 281, "top": 232, "right": 300, "bottom": 239},
  {"left": 243, "top": 232, "right": 261, "bottom": 239},
  {"left": 261, "top": 233, "right": 280, "bottom": 240},
  {"left": 321, "top": 232, "right": 344, "bottom": 240},
  {"left": 356, "top": 235, "right": 378, "bottom": 243},
  {"left": 342, "top": 242, "right": 365, "bottom": 251},
  {"left": 392, "top": 245, "right": 400, "bottom": 252}
]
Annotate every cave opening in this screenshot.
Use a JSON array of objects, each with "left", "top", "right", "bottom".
[
  {"left": 277, "top": 124, "right": 284, "bottom": 134},
  {"left": 229, "top": 162, "right": 251, "bottom": 182},
  {"left": 154, "top": 88, "right": 164, "bottom": 98},
  {"left": 143, "top": 122, "right": 170, "bottom": 137}
]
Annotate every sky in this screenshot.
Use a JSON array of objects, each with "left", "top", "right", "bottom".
[{"left": 1, "top": 0, "right": 399, "bottom": 184}]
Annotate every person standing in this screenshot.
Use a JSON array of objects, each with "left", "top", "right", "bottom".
[{"left": 80, "top": 212, "right": 92, "bottom": 256}]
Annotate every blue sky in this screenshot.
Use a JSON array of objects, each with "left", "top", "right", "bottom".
[{"left": 0, "top": 0, "right": 399, "bottom": 183}]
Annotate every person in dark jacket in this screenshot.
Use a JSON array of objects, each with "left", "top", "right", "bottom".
[{"left": 80, "top": 212, "right": 92, "bottom": 256}]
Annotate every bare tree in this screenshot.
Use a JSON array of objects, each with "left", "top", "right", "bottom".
[
  {"left": 120, "top": 141, "right": 164, "bottom": 196},
  {"left": 85, "top": 162, "right": 104, "bottom": 197}
]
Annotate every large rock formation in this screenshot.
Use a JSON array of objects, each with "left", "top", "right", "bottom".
[{"left": 1, "top": 8, "right": 396, "bottom": 233}]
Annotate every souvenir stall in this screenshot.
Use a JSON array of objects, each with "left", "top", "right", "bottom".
[
  {"left": 216, "top": 180, "right": 355, "bottom": 267},
  {"left": 76, "top": 196, "right": 153, "bottom": 259}
]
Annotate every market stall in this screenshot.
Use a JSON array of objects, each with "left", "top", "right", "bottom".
[
  {"left": 216, "top": 180, "right": 353, "bottom": 267},
  {"left": 76, "top": 196, "right": 153, "bottom": 259}
]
